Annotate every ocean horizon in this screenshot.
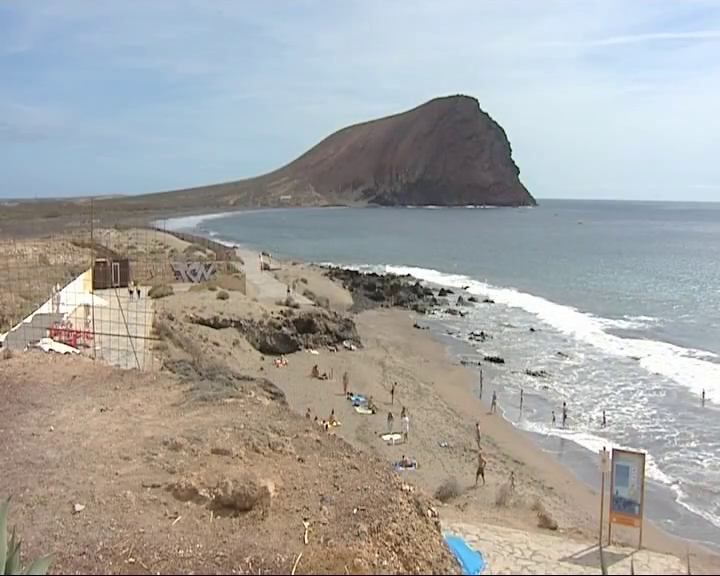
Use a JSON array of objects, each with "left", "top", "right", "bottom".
[{"left": 160, "top": 199, "right": 720, "bottom": 551}]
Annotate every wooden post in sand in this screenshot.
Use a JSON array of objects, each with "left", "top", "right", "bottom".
[{"left": 599, "top": 447, "right": 608, "bottom": 546}]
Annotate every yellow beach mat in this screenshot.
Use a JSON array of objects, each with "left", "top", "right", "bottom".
[
  {"left": 380, "top": 432, "right": 404, "bottom": 444},
  {"left": 354, "top": 405, "right": 374, "bottom": 415}
]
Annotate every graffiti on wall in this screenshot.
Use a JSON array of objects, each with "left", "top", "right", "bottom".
[{"left": 170, "top": 261, "right": 218, "bottom": 283}]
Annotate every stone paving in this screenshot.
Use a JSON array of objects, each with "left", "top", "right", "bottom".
[{"left": 444, "top": 522, "right": 686, "bottom": 575}]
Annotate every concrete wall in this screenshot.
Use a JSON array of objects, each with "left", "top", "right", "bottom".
[{"left": 0, "top": 268, "right": 93, "bottom": 344}]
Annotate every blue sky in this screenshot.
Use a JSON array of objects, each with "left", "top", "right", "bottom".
[{"left": 1, "top": 1, "right": 719, "bottom": 201}]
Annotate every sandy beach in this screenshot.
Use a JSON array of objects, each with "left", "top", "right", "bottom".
[{"left": 250, "top": 256, "right": 720, "bottom": 572}]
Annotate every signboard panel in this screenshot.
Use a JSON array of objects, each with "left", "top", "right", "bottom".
[{"left": 609, "top": 448, "right": 646, "bottom": 528}]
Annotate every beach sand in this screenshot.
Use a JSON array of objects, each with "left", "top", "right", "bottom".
[{"left": 255, "top": 258, "right": 720, "bottom": 573}]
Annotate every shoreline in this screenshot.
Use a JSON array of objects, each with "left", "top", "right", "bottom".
[{"left": 161, "top": 215, "right": 720, "bottom": 567}]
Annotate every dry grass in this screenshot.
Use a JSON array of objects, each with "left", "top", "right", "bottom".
[
  {"left": 303, "top": 288, "right": 330, "bottom": 309},
  {"left": 148, "top": 284, "right": 174, "bottom": 299},
  {"left": 494, "top": 482, "right": 513, "bottom": 507},
  {"left": 531, "top": 498, "right": 558, "bottom": 530},
  {"left": 434, "top": 477, "right": 462, "bottom": 503}
]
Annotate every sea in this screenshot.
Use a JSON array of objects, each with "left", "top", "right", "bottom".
[{"left": 162, "top": 200, "right": 720, "bottom": 551}]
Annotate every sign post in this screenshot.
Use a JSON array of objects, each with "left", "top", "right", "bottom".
[
  {"left": 607, "top": 448, "right": 646, "bottom": 549},
  {"left": 599, "top": 447, "right": 609, "bottom": 545}
]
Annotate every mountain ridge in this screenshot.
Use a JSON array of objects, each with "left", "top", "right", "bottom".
[{"left": 129, "top": 94, "right": 535, "bottom": 210}]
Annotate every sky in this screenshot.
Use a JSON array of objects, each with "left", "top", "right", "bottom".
[{"left": 1, "top": 0, "right": 719, "bottom": 201}]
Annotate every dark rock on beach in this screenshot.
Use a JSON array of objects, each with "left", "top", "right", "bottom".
[
  {"left": 483, "top": 355, "right": 505, "bottom": 364},
  {"left": 324, "top": 267, "right": 439, "bottom": 313},
  {"left": 189, "top": 308, "right": 361, "bottom": 355},
  {"left": 525, "top": 368, "right": 549, "bottom": 378},
  {"left": 438, "top": 288, "right": 454, "bottom": 297}
]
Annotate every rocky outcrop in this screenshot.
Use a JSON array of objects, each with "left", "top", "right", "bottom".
[
  {"left": 324, "top": 267, "right": 437, "bottom": 313},
  {"left": 188, "top": 308, "right": 361, "bottom": 355},
  {"left": 117, "top": 95, "right": 535, "bottom": 211}
]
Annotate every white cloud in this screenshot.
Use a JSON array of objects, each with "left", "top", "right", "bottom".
[{"left": 1, "top": 0, "right": 719, "bottom": 199}]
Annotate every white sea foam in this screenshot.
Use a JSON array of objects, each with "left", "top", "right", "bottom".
[
  {"left": 155, "top": 210, "right": 238, "bottom": 231},
  {"left": 517, "top": 419, "right": 673, "bottom": 485},
  {"left": 344, "top": 263, "right": 720, "bottom": 401}
]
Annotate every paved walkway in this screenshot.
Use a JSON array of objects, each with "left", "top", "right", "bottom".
[
  {"left": 93, "top": 288, "right": 155, "bottom": 370},
  {"left": 234, "top": 247, "right": 311, "bottom": 305},
  {"left": 444, "top": 522, "right": 685, "bottom": 575}
]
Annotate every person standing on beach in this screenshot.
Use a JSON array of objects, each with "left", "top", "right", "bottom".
[
  {"left": 702, "top": 389, "right": 706, "bottom": 407},
  {"left": 475, "top": 452, "right": 486, "bottom": 486},
  {"left": 602, "top": 410, "right": 607, "bottom": 427},
  {"left": 552, "top": 410, "right": 556, "bottom": 427},
  {"left": 491, "top": 391, "right": 498, "bottom": 414},
  {"left": 401, "top": 407, "right": 410, "bottom": 441},
  {"left": 475, "top": 421, "right": 482, "bottom": 450},
  {"left": 519, "top": 388, "right": 524, "bottom": 411},
  {"left": 387, "top": 411, "right": 394, "bottom": 433},
  {"left": 343, "top": 371, "right": 349, "bottom": 396},
  {"left": 479, "top": 369, "right": 484, "bottom": 399},
  {"left": 391, "top": 382, "right": 396, "bottom": 405},
  {"left": 562, "top": 402, "right": 568, "bottom": 428}
]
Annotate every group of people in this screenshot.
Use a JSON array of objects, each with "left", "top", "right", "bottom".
[
  {"left": 127, "top": 281, "right": 141, "bottom": 300},
  {"left": 386, "top": 405, "right": 411, "bottom": 442}
]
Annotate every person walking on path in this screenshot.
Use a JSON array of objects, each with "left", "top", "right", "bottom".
[
  {"left": 401, "top": 407, "right": 410, "bottom": 441},
  {"left": 391, "top": 382, "right": 396, "bottom": 405},
  {"left": 490, "top": 391, "right": 498, "bottom": 414},
  {"left": 387, "top": 411, "right": 394, "bottom": 434},
  {"left": 475, "top": 452, "right": 486, "bottom": 486}
]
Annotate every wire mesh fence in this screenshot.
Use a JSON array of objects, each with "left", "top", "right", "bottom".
[{"left": 0, "top": 203, "right": 243, "bottom": 371}]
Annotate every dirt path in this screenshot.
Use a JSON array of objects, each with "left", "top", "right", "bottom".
[{"left": 235, "top": 246, "right": 311, "bottom": 305}]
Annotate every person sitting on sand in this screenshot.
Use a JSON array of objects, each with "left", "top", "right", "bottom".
[
  {"left": 343, "top": 371, "right": 349, "bottom": 395},
  {"left": 367, "top": 396, "right": 378, "bottom": 414},
  {"left": 400, "top": 454, "right": 413, "bottom": 468},
  {"left": 387, "top": 411, "right": 394, "bottom": 433},
  {"left": 320, "top": 371, "right": 329, "bottom": 381},
  {"left": 475, "top": 452, "right": 486, "bottom": 486},
  {"left": 311, "top": 364, "right": 320, "bottom": 379},
  {"left": 313, "top": 415, "right": 318, "bottom": 425},
  {"left": 305, "top": 408, "right": 311, "bottom": 419}
]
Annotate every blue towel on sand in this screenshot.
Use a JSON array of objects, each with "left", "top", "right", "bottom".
[
  {"left": 444, "top": 535, "right": 486, "bottom": 575},
  {"left": 349, "top": 395, "right": 366, "bottom": 406}
]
